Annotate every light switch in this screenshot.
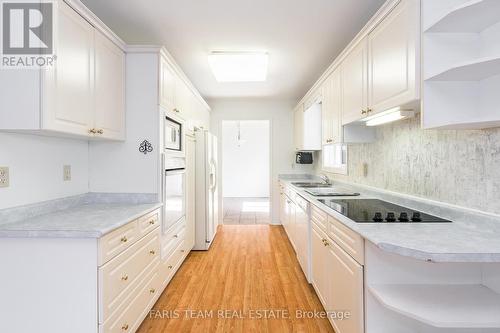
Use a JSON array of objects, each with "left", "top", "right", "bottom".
[
  {"left": 0, "top": 167, "right": 9, "bottom": 188},
  {"left": 63, "top": 165, "right": 71, "bottom": 181}
]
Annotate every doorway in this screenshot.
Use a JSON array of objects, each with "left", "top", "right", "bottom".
[{"left": 221, "top": 120, "right": 271, "bottom": 225}]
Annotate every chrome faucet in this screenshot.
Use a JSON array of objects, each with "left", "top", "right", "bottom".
[{"left": 320, "top": 174, "right": 331, "bottom": 185}]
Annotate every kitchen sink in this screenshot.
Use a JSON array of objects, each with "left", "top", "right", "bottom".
[{"left": 291, "top": 182, "right": 332, "bottom": 188}]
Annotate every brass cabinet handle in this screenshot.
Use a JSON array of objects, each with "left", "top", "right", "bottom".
[
  {"left": 168, "top": 265, "right": 173, "bottom": 269},
  {"left": 121, "top": 324, "right": 129, "bottom": 330},
  {"left": 120, "top": 236, "right": 128, "bottom": 243},
  {"left": 121, "top": 275, "right": 128, "bottom": 281},
  {"left": 149, "top": 250, "right": 156, "bottom": 255},
  {"left": 96, "top": 129, "right": 104, "bottom": 134},
  {"left": 367, "top": 108, "right": 373, "bottom": 113},
  {"left": 173, "top": 234, "right": 178, "bottom": 238},
  {"left": 149, "top": 288, "right": 156, "bottom": 294},
  {"left": 173, "top": 108, "right": 180, "bottom": 113},
  {"left": 361, "top": 110, "right": 368, "bottom": 115},
  {"left": 88, "top": 128, "right": 97, "bottom": 134},
  {"left": 149, "top": 219, "right": 155, "bottom": 225},
  {"left": 181, "top": 249, "right": 185, "bottom": 253}
]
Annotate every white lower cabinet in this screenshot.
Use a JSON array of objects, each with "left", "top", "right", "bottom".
[
  {"left": 327, "top": 235, "right": 364, "bottom": 333},
  {"left": 310, "top": 204, "right": 365, "bottom": 333}
]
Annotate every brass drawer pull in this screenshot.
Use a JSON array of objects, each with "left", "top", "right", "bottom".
[
  {"left": 121, "top": 324, "right": 129, "bottom": 331},
  {"left": 121, "top": 275, "right": 128, "bottom": 281},
  {"left": 149, "top": 219, "right": 155, "bottom": 225},
  {"left": 96, "top": 129, "right": 104, "bottom": 135},
  {"left": 120, "top": 236, "right": 128, "bottom": 243},
  {"left": 149, "top": 288, "right": 156, "bottom": 294},
  {"left": 149, "top": 250, "right": 156, "bottom": 255},
  {"left": 361, "top": 110, "right": 367, "bottom": 115},
  {"left": 173, "top": 234, "right": 178, "bottom": 238},
  {"left": 168, "top": 265, "right": 173, "bottom": 269},
  {"left": 88, "top": 128, "right": 97, "bottom": 134},
  {"left": 181, "top": 249, "right": 185, "bottom": 253}
]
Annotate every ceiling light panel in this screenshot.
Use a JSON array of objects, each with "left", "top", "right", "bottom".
[{"left": 208, "top": 52, "right": 268, "bottom": 82}]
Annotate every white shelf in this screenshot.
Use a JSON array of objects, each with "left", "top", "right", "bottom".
[
  {"left": 425, "top": 56, "right": 500, "bottom": 81},
  {"left": 425, "top": 0, "right": 500, "bottom": 33},
  {"left": 368, "top": 284, "right": 500, "bottom": 329}
]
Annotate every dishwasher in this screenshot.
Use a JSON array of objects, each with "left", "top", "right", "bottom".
[{"left": 295, "top": 194, "right": 311, "bottom": 282}]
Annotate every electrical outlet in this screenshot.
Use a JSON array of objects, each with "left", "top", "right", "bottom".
[
  {"left": 0, "top": 167, "right": 9, "bottom": 188},
  {"left": 362, "top": 163, "right": 368, "bottom": 177},
  {"left": 63, "top": 165, "right": 71, "bottom": 181}
]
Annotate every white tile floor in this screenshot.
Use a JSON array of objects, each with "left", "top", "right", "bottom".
[{"left": 223, "top": 197, "right": 271, "bottom": 225}]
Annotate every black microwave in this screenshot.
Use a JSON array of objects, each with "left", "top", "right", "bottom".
[{"left": 296, "top": 152, "right": 313, "bottom": 164}]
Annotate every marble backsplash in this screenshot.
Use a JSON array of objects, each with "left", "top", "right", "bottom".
[{"left": 319, "top": 114, "right": 500, "bottom": 215}]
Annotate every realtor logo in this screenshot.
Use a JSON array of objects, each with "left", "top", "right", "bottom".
[{"left": 1, "top": 1, "right": 55, "bottom": 68}]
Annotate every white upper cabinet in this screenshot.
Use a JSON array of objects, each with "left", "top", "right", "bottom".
[
  {"left": 294, "top": 98, "right": 322, "bottom": 151},
  {"left": 159, "top": 53, "right": 210, "bottom": 130},
  {"left": 293, "top": 104, "right": 304, "bottom": 151},
  {"left": 159, "top": 57, "right": 176, "bottom": 112},
  {"left": 341, "top": 38, "right": 368, "bottom": 125},
  {"left": 367, "top": 0, "right": 420, "bottom": 115},
  {"left": 43, "top": 0, "right": 94, "bottom": 136},
  {"left": 322, "top": 68, "right": 343, "bottom": 144},
  {"left": 0, "top": 0, "right": 126, "bottom": 140},
  {"left": 94, "top": 31, "right": 125, "bottom": 140},
  {"left": 296, "top": 0, "right": 420, "bottom": 131}
]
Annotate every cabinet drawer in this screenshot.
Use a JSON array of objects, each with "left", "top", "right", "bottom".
[
  {"left": 161, "top": 240, "right": 186, "bottom": 288},
  {"left": 138, "top": 209, "right": 160, "bottom": 236},
  {"left": 99, "top": 229, "right": 160, "bottom": 322},
  {"left": 100, "top": 260, "right": 161, "bottom": 333},
  {"left": 99, "top": 220, "right": 140, "bottom": 265},
  {"left": 161, "top": 218, "right": 186, "bottom": 259},
  {"left": 311, "top": 205, "right": 328, "bottom": 232},
  {"left": 327, "top": 215, "right": 364, "bottom": 264}
]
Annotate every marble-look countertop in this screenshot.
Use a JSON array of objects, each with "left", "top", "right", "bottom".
[
  {"left": 279, "top": 174, "right": 500, "bottom": 263},
  {"left": 0, "top": 194, "right": 162, "bottom": 238}
]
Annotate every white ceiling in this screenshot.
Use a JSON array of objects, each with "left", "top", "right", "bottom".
[{"left": 82, "top": 0, "right": 385, "bottom": 101}]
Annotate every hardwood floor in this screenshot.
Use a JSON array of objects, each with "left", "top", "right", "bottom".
[{"left": 137, "top": 225, "right": 334, "bottom": 333}]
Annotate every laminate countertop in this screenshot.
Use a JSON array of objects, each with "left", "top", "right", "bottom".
[
  {"left": 0, "top": 193, "right": 162, "bottom": 238},
  {"left": 279, "top": 174, "right": 500, "bottom": 263}
]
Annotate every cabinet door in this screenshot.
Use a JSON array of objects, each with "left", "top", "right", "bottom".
[
  {"left": 311, "top": 225, "right": 327, "bottom": 306},
  {"left": 185, "top": 134, "right": 196, "bottom": 250},
  {"left": 323, "top": 69, "right": 343, "bottom": 144},
  {"left": 279, "top": 192, "right": 286, "bottom": 225},
  {"left": 321, "top": 78, "right": 334, "bottom": 145},
  {"left": 160, "top": 57, "right": 176, "bottom": 112},
  {"left": 368, "top": 0, "right": 419, "bottom": 115},
  {"left": 43, "top": 0, "right": 94, "bottom": 135},
  {"left": 330, "top": 68, "right": 343, "bottom": 144},
  {"left": 293, "top": 104, "right": 304, "bottom": 151},
  {"left": 94, "top": 32, "right": 125, "bottom": 140},
  {"left": 341, "top": 38, "right": 368, "bottom": 125},
  {"left": 327, "top": 240, "right": 364, "bottom": 333}
]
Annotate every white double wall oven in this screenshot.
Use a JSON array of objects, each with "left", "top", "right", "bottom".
[{"left": 163, "top": 115, "right": 187, "bottom": 234}]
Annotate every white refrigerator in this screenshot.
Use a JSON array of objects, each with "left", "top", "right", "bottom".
[{"left": 194, "top": 130, "right": 219, "bottom": 250}]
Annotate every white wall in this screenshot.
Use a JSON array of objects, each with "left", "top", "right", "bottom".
[
  {"left": 222, "top": 120, "right": 270, "bottom": 198},
  {"left": 0, "top": 133, "right": 89, "bottom": 209},
  {"left": 209, "top": 98, "right": 314, "bottom": 224},
  {"left": 89, "top": 53, "right": 161, "bottom": 195}
]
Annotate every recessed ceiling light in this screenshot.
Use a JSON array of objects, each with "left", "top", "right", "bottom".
[{"left": 208, "top": 52, "right": 268, "bottom": 82}]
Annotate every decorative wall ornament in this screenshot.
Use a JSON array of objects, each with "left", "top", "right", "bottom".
[{"left": 139, "top": 140, "right": 153, "bottom": 155}]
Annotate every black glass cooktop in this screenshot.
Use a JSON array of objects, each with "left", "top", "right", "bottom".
[{"left": 319, "top": 199, "right": 452, "bottom": 223}]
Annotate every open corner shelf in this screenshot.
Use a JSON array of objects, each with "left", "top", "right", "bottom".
[
  {"left": 425, "top": 56, "right": 500, "bottom": 81},
  {"left": 368, "top": 284, "right": 500, "bottom": 329},
  {"left": 425, "top": 0, "right": 500, "bottom": 33}
]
